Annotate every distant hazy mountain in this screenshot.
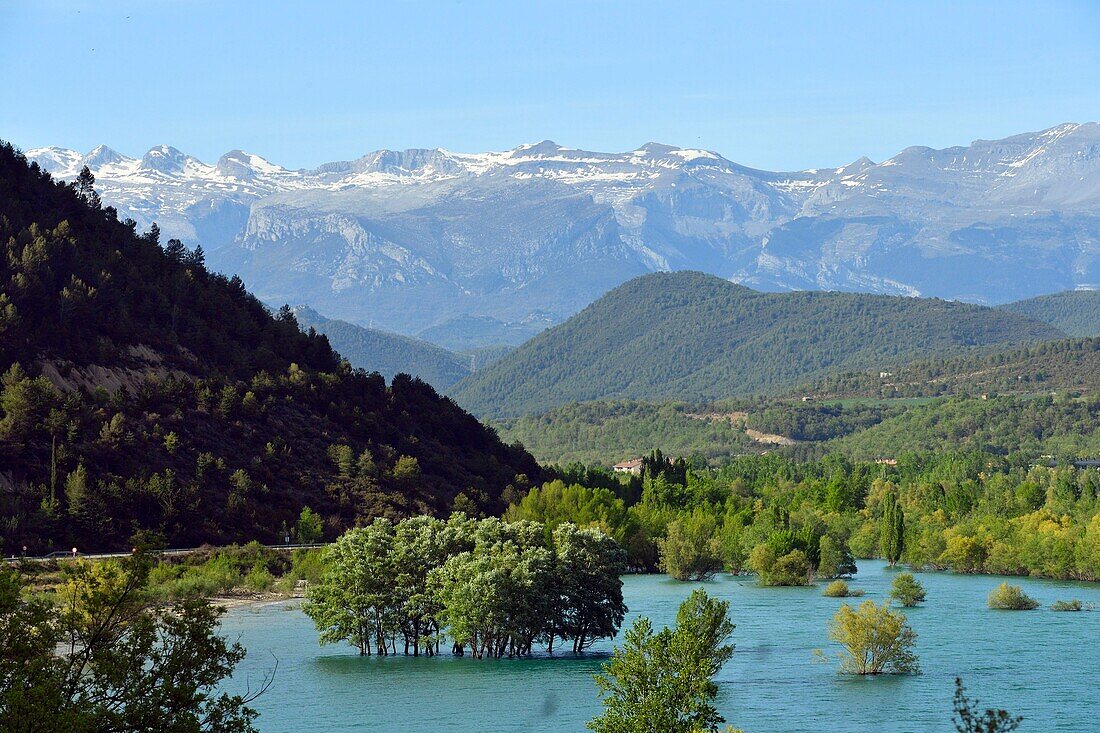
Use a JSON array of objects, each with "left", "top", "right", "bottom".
[
  {"left": 292, "top": 306, "right": 473, "bottom": 389},
  {"left": 450, "top": 272, "right": 1065, "bottom": 416},
  {"left": 27, "top": 123, "right": 1100, "bottom": 347},
  {"left": 1000, "top": 290, "right": 1100, "bottom": 336}
]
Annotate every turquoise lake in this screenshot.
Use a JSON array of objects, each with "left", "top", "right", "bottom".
[{"left": 221, "top": 560, "right": 1100, "bottom": 732}]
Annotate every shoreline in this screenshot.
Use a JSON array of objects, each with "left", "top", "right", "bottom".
[{"left": 211, "top": 592, "right": 305, "bottom": 611}]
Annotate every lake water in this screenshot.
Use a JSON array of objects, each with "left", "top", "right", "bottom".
[{"left": 221, "top": 560, "right": 1100, "bottom": 732}]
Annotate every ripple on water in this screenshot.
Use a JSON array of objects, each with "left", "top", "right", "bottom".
[{"left": 219, "top": 561, "right": 1100, "bottom": 733}]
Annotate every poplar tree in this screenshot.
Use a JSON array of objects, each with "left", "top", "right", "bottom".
[{"left": 880, "top": 490, "right": 905, "bottom": 565}]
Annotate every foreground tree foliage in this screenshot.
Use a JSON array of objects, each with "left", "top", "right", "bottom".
[
  {"left": 953, "top": 678, "right": 1022, "bottom": 733},
  {"left": 303, "top": 514, "right": 627, "bottom": 658},
  {"left": 0, "top": 555, "right": 262, "bottom": 732},
  {"left": 589, "top": 589, "right": 735, "bottom": 733},
  {"left": 827, "top": 600, "right": 919, "bottom": 675}
]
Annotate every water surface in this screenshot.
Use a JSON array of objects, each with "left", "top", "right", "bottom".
[{"left": 222, "top": 561, "right": 1100, "bottom": 732}]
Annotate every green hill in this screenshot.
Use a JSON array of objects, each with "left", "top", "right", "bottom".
[
  {"left": 0, "top": 143, "right": 540, "bottom": 553},
  {"left": 292, "top": 306, "right": 473, "bottom": 389},
  {"left": 801, "top": 338, "right": 1100, "bottom": 399},
  {"left": 1000, "top": 290, "right": 1100, "bottom": 336},
  {"left": 452, "top": 271, "right": 1065, "bottom": 417}
]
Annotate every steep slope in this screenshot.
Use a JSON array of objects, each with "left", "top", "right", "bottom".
[
  {"left": 0, "top": 143, "right": 540, "bottom": 553},
  {"left": 450, "top": 272, "right": 1065, "bottom": 416},
  {"left": 26, "top": 123, "right": 1100, "bottom": 346},
  {"left": 291, "top": 306, "right": 472, "bottom": 389},
  {"left": 1000, "top": 290, "right": 1100, "bottom": 337}
]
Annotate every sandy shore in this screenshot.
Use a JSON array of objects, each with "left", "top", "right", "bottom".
[{"left": 210, "top": 592, "right": 305, "bottom": 610}]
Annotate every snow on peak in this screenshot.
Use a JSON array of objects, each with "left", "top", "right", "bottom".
[
  {"left": 140, "top": 145, "right": 197, "bottom": 175},
  {"left": 215, "top": 150, "right": 287, "bottom": 179},
  {"left": 83, "top": 144, "right": 130, "bottom": 169}
]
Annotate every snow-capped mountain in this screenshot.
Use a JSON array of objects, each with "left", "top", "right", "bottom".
[{"left": 27, "top": 123, "right": 1100, "bottom": 348}]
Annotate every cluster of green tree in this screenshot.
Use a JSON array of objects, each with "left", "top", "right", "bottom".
[
  {"left": 0, "top": 143, "right": 540, "bottom": 553},
  {"left": 803, "top": 337, "right": 1100, "bottom": 400},
  {"left": 744, "top": 401, "right": 904, "bottom": 441},
  {"left": 304, "top": 514, "right": 626, "bottom": 658},
  {"left": 292, "top": 306, "right": 474, "bottom": 390},
  {"left": 509, "top": 449, "right": 1100, "bottom": 583},
  {"left": 0, "top": 555, "right": 260, "bottom": 732},
  {"left": 452, "top": 270, "right": 1063, "bottom": 416},
  {"left": 1000, "top": 289, "right": 1100, "bottom": 337}
]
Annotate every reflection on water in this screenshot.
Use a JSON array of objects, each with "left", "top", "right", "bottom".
[{"left": 221, "top": 561, "right": 1100, "bottom": 732}]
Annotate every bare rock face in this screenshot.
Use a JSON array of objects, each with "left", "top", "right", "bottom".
[{"left": 28, "top": 123, "right": 1100, "bottom": 349}]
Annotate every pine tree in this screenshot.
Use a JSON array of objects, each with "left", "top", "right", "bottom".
[
  {"left": 164, "top": 238, "right": 186, "bottom": 262},
  {"left": 74, "top": 166, "right": 100, "bottom": 208},
  {"left": 146, "top": 222, "right": 160, "bottom": 247}
]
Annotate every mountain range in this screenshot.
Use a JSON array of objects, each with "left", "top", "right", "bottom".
[{"left": 26, "top": 123, "right": 1100, "bottom": 349}]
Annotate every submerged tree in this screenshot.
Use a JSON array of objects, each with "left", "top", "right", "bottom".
[
  {"left": 659, "top": 509, "right": 724, "bottom": 581},
  {"left": 828, "top": 600, "right": 919, "bottom": 675},
  {"left": 304, "top": 515, "right": 626, "bottom": 659},
  {"left": 890, "top": 572, "right": 927, "bottom": 607},
  {"left": 589, "top": 589, "right": 735, "bottom": 733}
]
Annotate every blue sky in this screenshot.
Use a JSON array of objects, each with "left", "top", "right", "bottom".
[{"left": 2, "top": 0, "right": 1098, "bottom": 171}]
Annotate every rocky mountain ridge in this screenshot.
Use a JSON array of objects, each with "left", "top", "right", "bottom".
[{"left": 27, "top": 123, "right": 1100, "bottom": 348}]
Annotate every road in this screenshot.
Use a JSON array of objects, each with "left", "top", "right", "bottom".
[{"left": 9, "top": 543, "right": 328, "bottom": 563}]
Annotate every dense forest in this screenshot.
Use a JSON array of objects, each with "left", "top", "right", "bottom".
[
  {"left": 834, "top": 393, "right": 1100, "bottom": 460},
  {"left": 1000, "top": 289, "right": 1100, "bottom": 337},
  {"left": 496, "top": 392, "right": 1100, "bottom": 467},
  {"left": 508, "top": 449, "right": 1100, "bottom": 583},
  {"left": 293, "top": 305, "right": 474, "bottom": 389},
  {"left": 453, "top": 271, "right": 1064, "bottom": 417},
  {"left": 802, "top": 337, "right": 1100, "bottom": 399},
  {"left": 0, "top": 143, "right": 540, "bottom": 553}
]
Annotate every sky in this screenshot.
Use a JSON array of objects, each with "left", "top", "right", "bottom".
[{"left": 1, "top": 0, "right": 1099, "bottom": 171}]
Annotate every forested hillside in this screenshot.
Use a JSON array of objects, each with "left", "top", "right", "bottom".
[
  {"left": 832, "top": 394, "right": 1100, "bottom": 459},
  {"left": 1001, "top": 290, "right": 1100, "bottom": 336},
  {"left": 0, "top": 143, "right": 540, "bottom": 553},
  {"left": 453, "top": 272, "right": 1065, "bottom": 417},
  {"left": 802, "top": 338, "right": 1100, "bottom": 399},
  {"left": 293, "top": 306, "right": 473, "bottom": 389}
]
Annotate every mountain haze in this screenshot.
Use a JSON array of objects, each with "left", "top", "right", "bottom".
[
  {"left": 450, "top": 272, "right": 1065, "bottom": 416},
  {"left": 291, "top": 306, "right": 474, "bottom": 389},
  {"left": 27, "top": 123, "right": 1100, "bottom": 347}
]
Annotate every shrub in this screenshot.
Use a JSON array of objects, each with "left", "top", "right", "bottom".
[
  {"left": 749, "top": 545, "right": 812, "bottom": 586},
  {"left": 827, "top": 600, "right": 919, "bottom": 675},
  {"left": 987, "top": 582, "right": 1039, "bottom": 610},
  {"left": 1050, "top": 599, "right": 1082, "bottom": 612},
  {"left": 823, "top": 579, "right": 864, "bottom": 597},
  {"left": 889, "top": 572, "right": 926, "bottom": 607}
]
